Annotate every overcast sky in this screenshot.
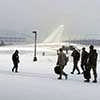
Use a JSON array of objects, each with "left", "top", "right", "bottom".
[{"left": 0, "top": 0, "right": 100, "bottom": 40}]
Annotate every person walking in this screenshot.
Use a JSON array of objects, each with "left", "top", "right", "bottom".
[
  {"left": 81, "top": 47, "right": 88, "bottom": 74},
  {"left": 71, "top": 48, "right": 80, "bottom": 74},
  {"left": 84, "top": 45, "right": 98, "bottom": 83},
  {"left": 12, "top": 50, "right": 20, "bottom": 73},
  {"left": 56, "top": 48, "right": 68, "bottom": 80}
]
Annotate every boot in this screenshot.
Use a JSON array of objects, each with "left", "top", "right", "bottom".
[
  {"left": 84, "top": 79, "right": 90, "bottom": 82},
  {"left": 58, "top": 74, "right": 62, "bottom": 80},
  {"left": 71, "top": 72, "right": 74, "bottom": 74},
  {"left": 58, "top": 77, "right": 62, "bottom": 80},
  {"left": 12, "top": 68, "right": 14, "bottom": 72},
  {"left": 92, "top": 79, "right": 97, "bottom": 83},
  {"left": 15, "top": 71, "right": 18, "bottom": 73}
]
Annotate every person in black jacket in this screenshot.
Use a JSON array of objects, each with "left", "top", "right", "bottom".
[
  {"left": 92, "top": 49, "right": 98, "bottom": 82},
  {"left": 12, "top": 50, "right": 20, "bottom": 73},
  {"left": 81, "top": 47, "right": 88, "bottom": 74},
  {"left": 71, "top": 48, "right": 80, "bottom": 74},
  {"left": 84, "top": 45, "right": 98, "bottom": 83}
]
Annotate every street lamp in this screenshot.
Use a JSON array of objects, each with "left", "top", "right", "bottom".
[{"left": 32, "top": 31, "right": 37, "bottom": 61}]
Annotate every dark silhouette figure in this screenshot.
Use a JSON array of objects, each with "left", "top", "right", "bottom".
[
  {"left": 81, "top": 47, "right": 88, "bottom": 74},
  {"left": 12, "top": 50, "right": 20, "bottom": 73},
  {"left": 56, "top": 48, "right": 68, "bottom": 79},
  {"left": 92, "top": 49, "right": 98, "bottom": 82},
  {"left": 71, "top": 48, "right": 80, "bottom": 74},
  {"left": 84, "top": 45, "right": 98, "bottom": 83}
]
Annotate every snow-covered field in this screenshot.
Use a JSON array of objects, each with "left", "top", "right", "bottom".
[{"left": 0, "top": 45, "right": 100, "bottom": 100}]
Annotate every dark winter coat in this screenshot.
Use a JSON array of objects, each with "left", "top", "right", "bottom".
[
  {"left": 12, "top": 52, "right": 19, "bottom": 64},
  {"left": 71, "top": 49, "right": 80, "bottom": 62},
  {"left": 81, "top": 50, "right": 88, "bottom": 65},
  {"left": 57, "top": 52, "right": 68, "bottom": 66},
  {"left": 88, "top": 50, "right": 98, "bottom": 66}
]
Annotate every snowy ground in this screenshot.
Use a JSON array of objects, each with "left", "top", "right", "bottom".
[{"left": 0, "top": 47, "right": 100, "bottom": 100}]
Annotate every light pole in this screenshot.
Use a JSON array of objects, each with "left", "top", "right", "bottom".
[{"left": 32, "top": 31, "right": 37, "bottom": 61}]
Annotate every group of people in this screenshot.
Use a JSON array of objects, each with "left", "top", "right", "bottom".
[
  {"left": 11, "top": 45, "right": 98, "bottom": 83},
  {"left": 56, "top": 45, "right": 98, "bottom": 83}
]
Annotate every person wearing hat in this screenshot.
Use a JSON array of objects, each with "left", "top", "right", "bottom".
[
  {"left": 12, "top": 50, "right": 20, "bottom": 73},
  {"left": 81, "top": 47, "right": 88, "bottom": 74},
  {"left": 56, "top": 48, "right": 68, "bottom": 79}
]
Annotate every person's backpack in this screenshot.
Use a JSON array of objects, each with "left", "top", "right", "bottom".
[{"left": 54, "top": 65, "right": 61, "bottom": 74}]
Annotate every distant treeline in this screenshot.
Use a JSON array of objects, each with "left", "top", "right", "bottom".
[{"left": 65, "top": 39, "right": 100, "bottom": 46}]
